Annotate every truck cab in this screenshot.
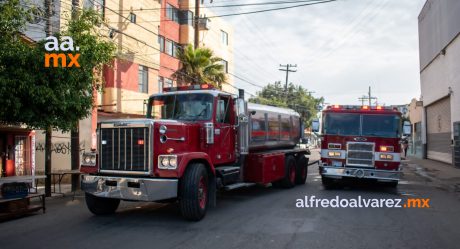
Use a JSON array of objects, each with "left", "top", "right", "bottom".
[{"left": 315, "top": 105, "right": 411, "bottom": 188}]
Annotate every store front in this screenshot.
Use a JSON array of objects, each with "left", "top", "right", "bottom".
[{"left": 0, "top": 126, "right": 36, "bottom": 180}]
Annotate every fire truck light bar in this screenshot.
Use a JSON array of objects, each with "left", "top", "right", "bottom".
[
  {"left": 163, "top": 84, "right": 213, "bottom": 92},
  {"left": 327, "top": 105, "right": 395, "bottom": 111}
]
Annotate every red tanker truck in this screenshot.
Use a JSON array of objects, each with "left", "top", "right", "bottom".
[
  {"left": 80, "top": 85, "right": 310, "bottom": 220},
  {"left": 313, "top": 105, "right": 411, "bottom": 188}
]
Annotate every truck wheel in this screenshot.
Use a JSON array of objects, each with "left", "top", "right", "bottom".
[
  {"left": 280, "top": 156, "right": 296, "bottom": 188},
  {"left": 321, "top": 177, "right": 336, "bottom": 190},
  {"left": 383, "top": 180, "right": 398, "bottom": 188},
  {"left": 295, "top": 155, "right": 308, "bottom": 185},
  {"left": 179, "top": 163, "right": 208, "bottom": 221},
  {"left": 85, "top": 193, "right": 120, "bottom": 215}
]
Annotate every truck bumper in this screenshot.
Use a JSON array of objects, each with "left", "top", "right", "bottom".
[
  {"left": 81, "top": 175, "right": 178, "bottom": 202},
  {"left": 319, "top": 165, "right": 401, "bottom": 181}
]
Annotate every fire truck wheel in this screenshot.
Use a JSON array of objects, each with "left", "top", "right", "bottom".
[
  {"left": 295, "top": 155, "right": 308, "bottom": 185},
  {"left": 321, "top": 177, "right": 336, "bottom": 189},
  {"left": 85, "top": 193, "right": 120, "bottom": 215},
  {"left": 179, "top": 163, "right": 208, "bottom": 221},
  {"left": 280, "top": 156, "right": 296, "bottom": 188},
  {"left": 383, "top": 180, "right": 398, "bottom": 188}
]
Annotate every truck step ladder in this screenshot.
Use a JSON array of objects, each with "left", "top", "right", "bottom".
[{"left": 224, "top": 182, "right": 256, "bottom": 191}]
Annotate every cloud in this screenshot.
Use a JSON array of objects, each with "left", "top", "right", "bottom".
[{"left": 220, "top": 0, "right": 426, "bottom": 105}]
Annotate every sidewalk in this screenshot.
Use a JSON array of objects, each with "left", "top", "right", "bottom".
[{"left": 405, "top": 156, "right": 460, "bottom": 192}]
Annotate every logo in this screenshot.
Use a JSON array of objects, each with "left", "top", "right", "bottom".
[
  {"left": 113, "top": 122, "right": 129, "bottom": 127},
  {"left": 44, "top": 36, "right": 80, "bottom": 68},
  {"left": 353, "top": 137, "right": 367, "bottom": 142}
]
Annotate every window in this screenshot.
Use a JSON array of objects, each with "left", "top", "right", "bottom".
[
  {"left": 178, "top": 10, "right": 193, "bottom": 25},
  {"left": 221, "top": 30, "right": 228, "bottom": 45},
  {"left": 148, "top": 93, "right": 213, "bottom": 120},
  {"left": 165, "top": 39, "right": 174, "bottom": 56},
  {"left": 220, "top": 60, "right": 228, "bottom": 73},
  {"left": 84, "top": 0, "right": 105, "bottom": 17},
  {"left": 129, "top": 12, "right": 136, "bottom": 23},
  {"left": 158, "top": 76, "right": 164, "bottom": 93},
  {"left": 172, "top": 43, "right": 181, "bottom": 57},
  {"left": 165, "top": 78, "right": 173, "bottom": 87},
  {"left": 158, "top": 36, "right": 165, "bottom": 52},
  {"left": 166, "top": 4, "right": 179, "bottom": 22},
  {"left": 138, "top": 65, "right": 148, "bottom": 93},
  {"left": 216, "top": 97, "right": 231, "bottom": 124}
]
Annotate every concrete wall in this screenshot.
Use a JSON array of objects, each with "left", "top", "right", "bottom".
[
  {"left": 418, "top": 0, "right": 460, "bottom": 70},
  {"left": 34, "top": 116, "right": 93, "bottom": 173},
  {"left": 420, "top": 34, "right": 460, "bottom": 138},
  {"left": 419, "top": 0, "right": 460, "bottom": 164}
]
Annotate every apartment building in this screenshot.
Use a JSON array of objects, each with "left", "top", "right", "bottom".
[{"left": 23, "top": 0, "right": 235, "bottom": 173}]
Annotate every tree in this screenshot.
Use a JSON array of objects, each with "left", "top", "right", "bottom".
[
  {"left": 0, "top": 1, "right": 115, "bottom": 196},
  {"left": 172, "top": 44, "right": 226, "bottom": 89},
  {"left": 249, "top": 81, "right": 324, "bottom": 126}
]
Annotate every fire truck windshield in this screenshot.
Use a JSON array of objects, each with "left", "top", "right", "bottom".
[
  {"left": 323, "top": 113, "right": 401, "bottom": 138},
  {"left": 148, "top": 93, "right": 213, "bottom": 121}
]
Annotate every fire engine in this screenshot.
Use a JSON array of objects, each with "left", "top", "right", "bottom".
[
  {"left": 80, "top": 85, "right": 310, "bottom": 221},
  {"left": 313, "top": 105, "right": 411, "bottom": 188}
]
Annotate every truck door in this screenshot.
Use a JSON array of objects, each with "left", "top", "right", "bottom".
[{"left": 214, "top": 95, "right": 236, "bottom": 164}]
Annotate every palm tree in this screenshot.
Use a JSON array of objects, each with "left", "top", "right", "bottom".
[{"left": 172, "top": 44, "right": 226, "bottom": 89}]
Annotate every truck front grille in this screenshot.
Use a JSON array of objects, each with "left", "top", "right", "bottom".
[
  {"left": 347, "top": 142, "right": 374, "bottom": 167},
  {"left": 99, "top": 127, "right": 150, "bottom": 173}
]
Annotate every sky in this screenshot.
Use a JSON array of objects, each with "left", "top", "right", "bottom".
[{"left": 205, "top": 0, "right": 427, "bottom": 106}]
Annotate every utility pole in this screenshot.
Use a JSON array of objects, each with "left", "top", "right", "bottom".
[
  {"left": 44, "top": 0, "right": 52, "bottom": 197},
  {"left": 279, "top": 64, "right": 297, "bottom": 99},
  {"left": 358, "top": 86, "right": 377, "bottom": 106},
  {"left": 70, "top": 0, "right": 80, "bottom": 193},
  {"left": 194, "top": 0, "right": 200, "bottom": 48}
]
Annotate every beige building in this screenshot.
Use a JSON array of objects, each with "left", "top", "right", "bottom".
[
  {"left": 407, "top": 98, "right": 424, "bottom": 158},
  {"left": 25, "top": 1, "right": 235, "bottom": 174},
  {"left": 418, "top": 0, "right": 460, "bottom": 165},
  {"left": 179, "top": 2, "right": 235, "bottom": 93}
]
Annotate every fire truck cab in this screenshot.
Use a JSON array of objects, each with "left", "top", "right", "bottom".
[
  {"left": 80, "top": 85, "right": 310, "bottom": 221},
  {"left": 314, "top": 105, "right": 411, "bottom": 188}
]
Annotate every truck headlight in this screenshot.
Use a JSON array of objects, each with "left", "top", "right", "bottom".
[
  {"left": 161, "top": 157, "right": 170, "bottom": 167},
  {"left": 90, "top": 155, "right": 97, "bottom": 164},
  {"left": 169, "top": 157, "right": 177, "bottom": 167},
  {"left": 158, "top": 155, "right": 178, "bottom": 169},
  {"left": 82, "top": 152, "right": 97, "bottom": 166},
  {"left": 379, "top": 154, "right": 394, "bottom": 160},
  {"left": 328, "top": 151, "right": 341, "bottom": 157}
]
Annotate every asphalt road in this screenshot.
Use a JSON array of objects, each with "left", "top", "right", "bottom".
[{"left": 2, "top": 150, "right": 460, "bottom": 249}]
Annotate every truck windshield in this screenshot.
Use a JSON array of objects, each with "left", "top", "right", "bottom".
[
  {"left": 323, "top": 113, "right": 401, "bottom": 137},
  {"left": 148, "top": 93, "right": 213, "bottom": 121}
]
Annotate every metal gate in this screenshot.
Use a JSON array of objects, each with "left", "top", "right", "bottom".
[{"left": 426, "top": 97, "right": 452, "bottom": 164}]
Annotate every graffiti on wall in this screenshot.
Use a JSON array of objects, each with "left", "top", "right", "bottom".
[{"left": 35, "top": 141, "right": 86, "bottom": 155}]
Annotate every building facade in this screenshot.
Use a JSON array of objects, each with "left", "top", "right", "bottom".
[
  {"left": 407, "top": 98, "right": 424, "bottom": 158},
  {"left": 23, "top": 1, "right": 235, "bottom": 174},
  {"left": 418, "top": 0, "right": 460, "bottom": 166}
]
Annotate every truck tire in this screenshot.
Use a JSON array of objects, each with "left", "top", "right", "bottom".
[
  {"left": 383, "top": 180, "right": 398, "bottom": 188},
  {"left": 321, "top": 176, "right": 336, "bottom": 190},
  {"left": 179, "top": 163, "right": 208, "bottom": 221},
  {"left": 280, "top": 155, "right": 296, "bottom": 188},
  {"left": 295, "top": 155, "right": 308, "bottom": 185},
  {"left": 85, "top": 193, "right": 120, "bottom": 215}
]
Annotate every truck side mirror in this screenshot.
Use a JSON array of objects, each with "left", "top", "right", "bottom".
[
  {"left": 403, "top": 121, "right": 412, "bottom": 136},
  {"left": 311, "top": 119, "right": 320, "bottom": 133}
]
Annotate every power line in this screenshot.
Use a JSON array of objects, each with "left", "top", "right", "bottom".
[{"left": 104, "top": 0, "right": 338, "bottom": 24}]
